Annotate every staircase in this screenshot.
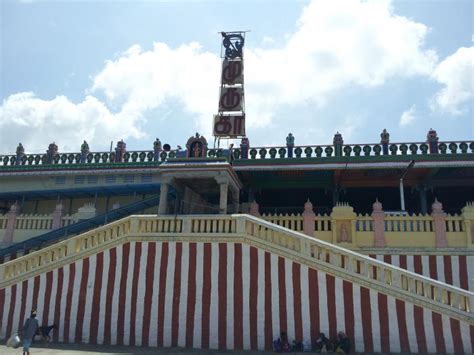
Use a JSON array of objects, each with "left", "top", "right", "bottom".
[
  {"left": 1, "top": 214, "right": 472, "bottom": 324},
  {"left": 0, "top": 194, "right": 163, "bottom": 262}
]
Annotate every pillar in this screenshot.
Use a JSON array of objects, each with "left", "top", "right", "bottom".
[
  {"left": 302, "top": 199, "right": 316, "bottom": 237},
  {"left": 51, "top": 201, "right": 65, "bottom": 230},
  {"left": 232, "top": 189, "right": 240, "bottom": 213},
  {"left": 419, "top": 187, "right": 428, "bottom": 215},
  {"left": 219, "top": 183, "right": 229, "bottom": 214},
  {"left": 371, "top": 199, "right": 386, "bottom": 247},
  {"left": 461, "top": 202, "right": 474, "bottom": 247},
  {"left": 158, "top": 182, "right": 170, "bottom": 215},
  {"left": 431, "top": 199, "right": 448, "bottom": 247},
  {"left": 3, "top": 202, "right": 20, "bottom": 243}
]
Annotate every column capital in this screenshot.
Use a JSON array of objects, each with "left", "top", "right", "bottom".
[{"left": 214, "top": 175, "right": 229, "bottom": 185}]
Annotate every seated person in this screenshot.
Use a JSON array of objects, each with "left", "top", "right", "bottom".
[
  {"left": 335, "top": 331, "right": 351, "bottom": 354},
  {"left": 273, "top": 332, "right": 291, "bottom": 352},
  {"left": 314, "top": 332, "right": 332, "bottom": 352}
]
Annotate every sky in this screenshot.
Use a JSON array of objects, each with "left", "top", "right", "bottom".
[{"left": 0, "top": 0, "right": 473, "bottom": 154}]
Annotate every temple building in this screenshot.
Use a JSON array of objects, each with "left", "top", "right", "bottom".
[{"left": 0, "top": 129, "right": 473, "bottom": 353}]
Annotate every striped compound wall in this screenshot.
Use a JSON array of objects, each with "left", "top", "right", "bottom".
[{"left": 1, "top": 241, "right": 473, "bottom": 353}]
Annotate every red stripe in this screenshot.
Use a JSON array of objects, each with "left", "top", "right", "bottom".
[
  {"left": 201, "top": 243, "right": 212, "bottom": 348},
  {"left": 264, "top": 252, "right": 273, "bottom": 350},
  {"left": 18, "top": 280, "right": 28, "bottom": 333},
  {"left": 142, "top": 243, "right": 156, "bottom": 346},
  {"left": 233, "top": 243, "right": 243, "bottom": 349},
  {"left": 378, "top": 293, "right": 389, "bottom": 352},
  {"left": 104, "top": 248, "right": 117, "bottom": 344},
  {"left": 396, "top": 299, "right": 410, "bottom": 352},
  {"left": 292, "top": 262, "right": 302, "bottom": 342},
  {"left": 458, "top": 255, "right": 468, "bottom": 290},
  {"left": 117, "top": 243, "right": 130, "bottom": 345},
  {"left": 399, "top": 255, "right": 407, "bottom": 269},
  {"left": 414, "top": 255, "right": 422, "bottom": 274},
  {"left": 89, "top": 252, "right": 104, "bottom": 344},
  {"left": 42, "top": 271, "right": 54, "bottom": 326},
  {"left": 278, "top": 257, "right": 287, "bottom": 334},
  {"left": 63, "top": 263, "right": 76, "bottom": 342},
  {"left": 249, "top": 246, "right": 258, "bottom": 349},
  {"left": 432, "top": 312, "right": 446, "bottom": 353},
  {"left": 429, "top": 255, "right": 438, "bottom": 279},
  {"left": 413, "top": 305, "right": 426, "bottom": 353},
  {"left": 0, "top": 288, "right": 4, "bottom": 338},
  {"left": 218, "top": 243, "right": 228, "bottom": 349},
  {"left": 450, "top": 318, "right": 464, "bottom": 354},
  {"left": 75, "top": 257, "right": 90, "bottom": 343},
  {"left": 308, "top": 268, "right": 319, "bottom": 342},
  {"left": 360, "top": 287, "right": 373, "bottom": 352},
  {"left": 326, "top": 274, "right": 336, "bottom": 340},
  {"left": 383, "top": 254, "right": 391, "bottom": 264},
  {"left": 6, "top": 284, "right": 16, "bottom": 339},
  {"left": 53, "top": 267, "right": 64, "bottom": 342},
  {"left": 185, "top": 243, "right": 197, "bottom": 347},
  {"left": 171, "top": 242, "right": 183, "bottom": 347},
  {"left": 157, "top": 242, "right": 169, "bottom": 347},
  {"left": 343, "top": 281, "right": 354, "bottom": 349},
  {"left": 444, "top": 255, "right": 453, "bottom": 284},
  {"left": 130, "top": 242, "right": 142, "bottom": 346}
]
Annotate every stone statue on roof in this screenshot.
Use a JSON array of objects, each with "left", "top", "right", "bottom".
[
  {"left": 81, "top": 140, "right": 90, "bottom": 154},
  {"left": 153, "top": 138, "right": 162, "bottom": 152},
  {"left": 16, "top": 143, "right": 24, "bottom": 156},
  {"left": 286, "top": 133, "right": 295, "bottom": 146}
]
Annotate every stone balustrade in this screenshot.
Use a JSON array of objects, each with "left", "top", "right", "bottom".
[
  {"left": 0, "top": 213, "right": 77, "bottom": 245},
  {"left": 1, "top": 139, "right": 473, "bottom": 169},
  {"left": 0, "top": 214, "right": 472, "bottom": 322},
  {"left": 257, "top": 200, "right": 474, "bottom": 249}
]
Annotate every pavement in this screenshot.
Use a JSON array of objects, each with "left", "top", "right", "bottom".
[{"left": 0, "top": 343, "right": 277, "bottom": 354}]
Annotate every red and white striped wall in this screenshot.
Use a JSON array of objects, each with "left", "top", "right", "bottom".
[
  {"left": 1, "top": 241, "right": 473, "bottom": 353},
  {"left": 371, "top": 254, "right": 473, "bottom": 291}
]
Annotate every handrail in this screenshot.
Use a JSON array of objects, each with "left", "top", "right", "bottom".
[
  {"left": 0, "top": 214, "right": 472, "bottom": 323},
  {"left": 1, "top": 140, "right": 473, "bottom": 167}
]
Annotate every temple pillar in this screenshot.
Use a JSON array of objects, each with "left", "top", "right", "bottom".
[
  {"left": 302, "top": 199, "right": 316, "bottom": 237},
  {"left": 371, "top": 199, "right": 386, "bottom": 247},
  {"left": 3, "top": 202, "right": 20, "bottom": 244},
  {"left": 51, "top": 202, "right": 65, "bottom": 230},
  {"left": 219, "top": 183, "right": 228, "bottom": 214},
  {"left": 215, "top": 176, "right": 229, "bottom": 214},
  {"left": 232, "top": 189, "right": 240, "bottom": 213},
  {"left": 431, "top": 199, "right": 448, "bottom": 248},
  {"left": 158, "top": 182, "right": 170, "bottom": 215},
  {"left": 419, "top": 187, "right": 428, "bottom": 215}
]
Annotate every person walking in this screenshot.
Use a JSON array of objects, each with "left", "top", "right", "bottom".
[{"left": 21, "top": 310, "right": 39, "bottom": 355}]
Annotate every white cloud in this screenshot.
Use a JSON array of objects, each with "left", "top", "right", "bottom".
[
  {"left": 1, "top": 0, "right": 441, "bottom": 151},
  {"left": 399, "top": 105, "right": 416, "bottom": 126},
  {"left": 0, "top": 92, "right": 144, "bottom": 154},
  {"left": 431, "top": 47, "right": 474, "bottom": 115}
]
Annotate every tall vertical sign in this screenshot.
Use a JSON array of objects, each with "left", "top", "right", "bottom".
[{"left": 213, "top": 31, "right": 246, "bottom": 138}]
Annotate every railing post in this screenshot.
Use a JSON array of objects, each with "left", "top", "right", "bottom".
[
  {"left": 182, "top": 218, "right": 192, "bottom": 234},
  {"left": 129, "top": 217, "right": 139, "bottom": 235},
  {"left": 302, "top": 199, "right": 315, "bottom": 237},
  {"left": 236, "top": 217, "right": 246, "bottom": 235},
  {"left": 461, "top": 202, "right": 474, "bottom": 248},
  {"left": 372, "top": 199, "right": 386, "bottom": 247},
  {"left": 431, "top": 199, "right": 448, "bottom": 247}
]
